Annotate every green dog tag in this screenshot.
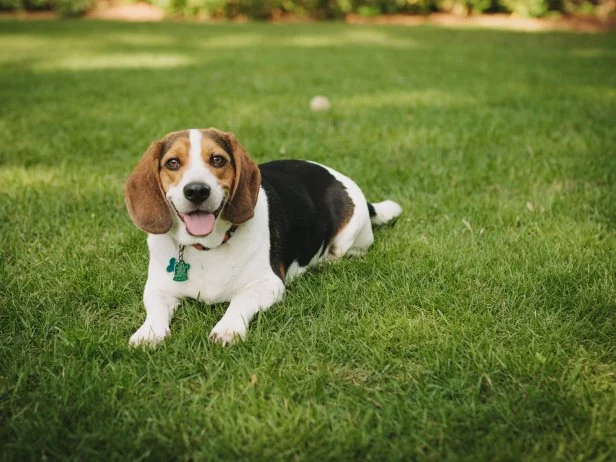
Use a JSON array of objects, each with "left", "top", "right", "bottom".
[
  {"left": 170, "top": 246, "right": 190, "bottom": 282},
  {"left": 173, "top": 259, "right": 190, "bottom": 282}
]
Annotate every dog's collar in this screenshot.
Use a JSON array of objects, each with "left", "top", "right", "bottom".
[
  {"left": 168, "top": 225, "right": 238, "bottom": 282},
  {"left": 191, "top": 225, "right": 238, "bottom": 251}
]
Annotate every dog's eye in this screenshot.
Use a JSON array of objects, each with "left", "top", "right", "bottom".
[
  {"left": 164, "top": 158, "right": 180, "bottom": 171},
  {"left": 211, "top": 155, "right": 226, "bottom": 168}
]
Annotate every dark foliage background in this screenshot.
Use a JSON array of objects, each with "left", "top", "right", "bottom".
[{"left": 0, "top": 0, "right": 612, "bottom": 19}]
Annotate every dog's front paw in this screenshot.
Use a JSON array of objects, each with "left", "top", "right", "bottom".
[
  {"left": 129, "top": 322, "right": 170, "bottom": 347},
  {"left": 209, "top": 317, "right": 247, "bottom": 346}
]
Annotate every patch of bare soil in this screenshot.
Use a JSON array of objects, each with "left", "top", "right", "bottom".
[
  {"left": 346, "top": 12, "right": 615, "bottom": 33},
  {"left": 87, "top": 1, "right": 164, "bottom": 21}
]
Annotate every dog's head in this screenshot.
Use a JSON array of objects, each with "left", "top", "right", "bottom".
[{"left": 125, "top": 128, "right": 261, "bottom": 239}]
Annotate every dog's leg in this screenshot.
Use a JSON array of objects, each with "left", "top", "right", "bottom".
[
  {"left": 129, "top": 282, "right": 179, "bottom": 347},
  {"left": 209, "top": 279, "right": 285, "bottom": 346}
]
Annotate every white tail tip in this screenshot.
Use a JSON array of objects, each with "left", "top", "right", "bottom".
[{"left": 370, "top": 200, "right": 402, "bottom": 225}]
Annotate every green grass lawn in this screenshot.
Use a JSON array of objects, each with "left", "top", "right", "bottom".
[{"left": 1, "top": 19, "right": 615, "bottom": 461}]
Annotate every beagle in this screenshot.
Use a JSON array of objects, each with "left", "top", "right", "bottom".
[{"left": 125, "top": 128, "right": 402, "bottom": 346}]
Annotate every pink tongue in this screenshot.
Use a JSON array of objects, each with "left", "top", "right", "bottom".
[{"left": 180, "top": 212, "right": 215, "bottom": 236}]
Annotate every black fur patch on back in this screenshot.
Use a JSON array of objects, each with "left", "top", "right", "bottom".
[{"left": 260, "top": 160, "right": 355, "bottom": 281}]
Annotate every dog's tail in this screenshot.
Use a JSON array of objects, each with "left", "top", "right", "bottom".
[{"left": 367, "top": 200, "right": 402, "bottom": 226}]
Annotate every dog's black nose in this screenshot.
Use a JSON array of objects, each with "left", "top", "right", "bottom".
[{"left": 183, "top": 182, "right": 211, "bottom": 204}]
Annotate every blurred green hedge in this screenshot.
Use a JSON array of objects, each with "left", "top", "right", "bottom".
[
  {"left": 0, "top": 0, "right": 89, "bottom": 15},
  {"left": 157, "top": 0, "right": 611, "bottom": 18},
  {"left": 0, "top": 0, "right": 611, "bottom": 19}
]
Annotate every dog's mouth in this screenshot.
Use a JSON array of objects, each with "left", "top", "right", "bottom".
[{"left": 172, "top": 203, "right": 224, "bottom": 237}]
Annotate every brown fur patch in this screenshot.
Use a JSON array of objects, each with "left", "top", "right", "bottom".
[
  {"left": 200, "top": 128, "right": 261, "bottom": 225},
  {"left": 159, "top": 136, "right": 190, "bottom": 193},
  {"left": 124, "top": 140, "right": 173, "bottom": 234},
  {"left": 162, "top": 129, "right": 189, "bottom": 152},
  {"left": 336, "top": 192, "right": 355, "bottom": 231},
  {"left": 329, "top": 189, "right": 355, "bottom": 256},
  {"left": 278, "top": 262, "right": 286, "bottom": 280},
  {"left": 199, "top": 134, "right": 235, "bottom": 199}
]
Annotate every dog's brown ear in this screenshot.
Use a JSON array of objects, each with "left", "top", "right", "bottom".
[
  {"left": 222, "top": 132, "right": 261, "bottom": 225},
  {"left": 124, "top": 140, "right": 173, "bottom": 234}
]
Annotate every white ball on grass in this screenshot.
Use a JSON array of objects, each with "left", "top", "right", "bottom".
[{"left": 310, "top": 95, "right": 331, "bottom": 112}]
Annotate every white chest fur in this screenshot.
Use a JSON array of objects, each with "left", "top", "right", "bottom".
[
  {"left": 145, "top": 188, "right": 277, "bottom": 304},
  {"left": 131, "top": 187, "right": 285, "bottom": 346}
]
